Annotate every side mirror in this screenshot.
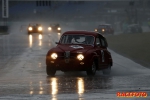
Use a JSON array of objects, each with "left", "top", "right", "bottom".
[{"left": 96, "top": 43, "right": 101, "bottom": 46}]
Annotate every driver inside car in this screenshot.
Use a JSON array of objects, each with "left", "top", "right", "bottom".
[{"left": 71, "top": 38, "right": 78, "bottom": 43}]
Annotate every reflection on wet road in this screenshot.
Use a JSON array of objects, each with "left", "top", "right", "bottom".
[
  {"left": 28, "top": 34, "right": 43, "bottom": 48},
  {"left": 29, "top": 34, "right": 32, "bottom": 47},
  {"left": 38, "top": 34, "right": 42, "bottom": 47},
  {"left": 0, "top": 76, "right": 112, "bottom": 95},
  {"left": 0, "top": 31, "right": 150, "bottom": 99},
  {"left": 33, "top": 76, "right": 112, "bottom": 95},
  {"left": 78, "top": 78, "right": 84, "bottom": 94}
]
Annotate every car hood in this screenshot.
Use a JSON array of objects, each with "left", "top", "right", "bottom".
[{"left": 53, "top": 44, "right": 94, "bottom": 53}]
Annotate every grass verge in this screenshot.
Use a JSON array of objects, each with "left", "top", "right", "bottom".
[{"left": 106, "top": 32, "right": 150, "bottom": 68}]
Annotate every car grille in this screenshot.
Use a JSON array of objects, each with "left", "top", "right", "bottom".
[{"left": 57, "top": 52, "right": 77, "bottom": 58}]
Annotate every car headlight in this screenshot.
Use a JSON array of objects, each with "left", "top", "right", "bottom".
[
  {"left": 57, "top": 27, "right": 61, "bottom": 30},
  {"left": 95, "top": 29, "right": 97, "bottom": 31},
  {"left": 102, "top": 29, "right": 105, "bottom": 32},
  {"left": 38, "top": 27, "right": 42, "bottom": 31},
  {"left": 77, "top": 54, "right": 84, "bottom": 61},
  {"left": 48, "top": 27, "right": 52, "bottom": 30},
  {"left": 51, "top": 53, "right": 58, "bottom": 59},
  {"left": 28, "top": 27, "right": 32, "bottom": 31}
]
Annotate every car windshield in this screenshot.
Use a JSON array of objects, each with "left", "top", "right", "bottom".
[
  {"left": 98, "top": 25, "right": 107, "bottom": 28},
  {"left": 29, "top": 24, "right": 35, "bottom": 26},
  {"left": 51, "top": 24, "right": 59, "bottom": 26},
  {"left": 60, "top": 35, "right": 94, "bottom": 45}
]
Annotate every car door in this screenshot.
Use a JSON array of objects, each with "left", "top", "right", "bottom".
[
  {"left": 95, "top": 35, "right": 107, "bottom": 69},
  {"left": 99, "top": 36, "right": 109, "bottom": 67},
  {"left": 95, "top": 36, "right": 102, "bottom": 69}
]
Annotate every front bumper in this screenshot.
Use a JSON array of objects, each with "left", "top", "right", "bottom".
[
  {"left": 98, "top": 30, "right": 113, "bottom": 34},
  {"left": 28, "top": 30, "right": 42, "bottom": 33},
  {"left": 46, "top": 58, "right": 89, "bottom": 71},
  {"left": 28, "top": 27, "right": 43, "bottom": 33}
]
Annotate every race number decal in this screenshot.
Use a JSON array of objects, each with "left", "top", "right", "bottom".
[{"left": 101, "top": 50, "right": 105, "bottom": 62}]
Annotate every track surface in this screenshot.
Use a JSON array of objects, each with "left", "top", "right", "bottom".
[{"left": 0, "top": 29, "right": 150, "bottom": 100}]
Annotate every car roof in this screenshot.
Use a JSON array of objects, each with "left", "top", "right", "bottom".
[{"left": 63, "top": 30, "right": 104, "bottom": 37}]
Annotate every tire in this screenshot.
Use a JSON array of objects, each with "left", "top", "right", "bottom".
[
  {"left": 86, "top": 61, "right": 96, "bottom": 76},
  {"left": 102, "top": 64, "right": 111, "bottom": 75},
  {"left": 46, "top": 66, "right": 56, "bottom": 76}
]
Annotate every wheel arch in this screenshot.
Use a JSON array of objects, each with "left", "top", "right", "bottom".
[
  {"left": 93, "top": 57, "right": 99, "bottom": 70},
  {"left": 89, "top": 53, "right": 99, "bottom": 70}
]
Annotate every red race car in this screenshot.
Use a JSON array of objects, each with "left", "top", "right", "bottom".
[{"left": 46, "top": 31, "right": 113, "bottom": 76}]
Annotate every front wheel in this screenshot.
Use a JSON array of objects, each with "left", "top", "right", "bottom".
[
  {"left": 86, "top": 61, "right": 96, "bottom": 76},
  {"left": 46, "top": 66, "right": 56, "bottom": 76}
]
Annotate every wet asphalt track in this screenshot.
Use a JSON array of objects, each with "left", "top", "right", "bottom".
[{"left": 0, "top": 29, "right": 150, "bottom": 100}]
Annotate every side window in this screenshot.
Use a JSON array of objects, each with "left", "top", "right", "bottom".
[
  {"left": 104, "top": 38, "right": 108, "bottom": 47},
  {"left": 101, "top": 38, "right": 105, "bottom": 47},
  {"left": 96, "top": 37, "right": 101, "bottom": 46},
  {"left": 100, "top": 37, "right": 107, "bottom": 47}
]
